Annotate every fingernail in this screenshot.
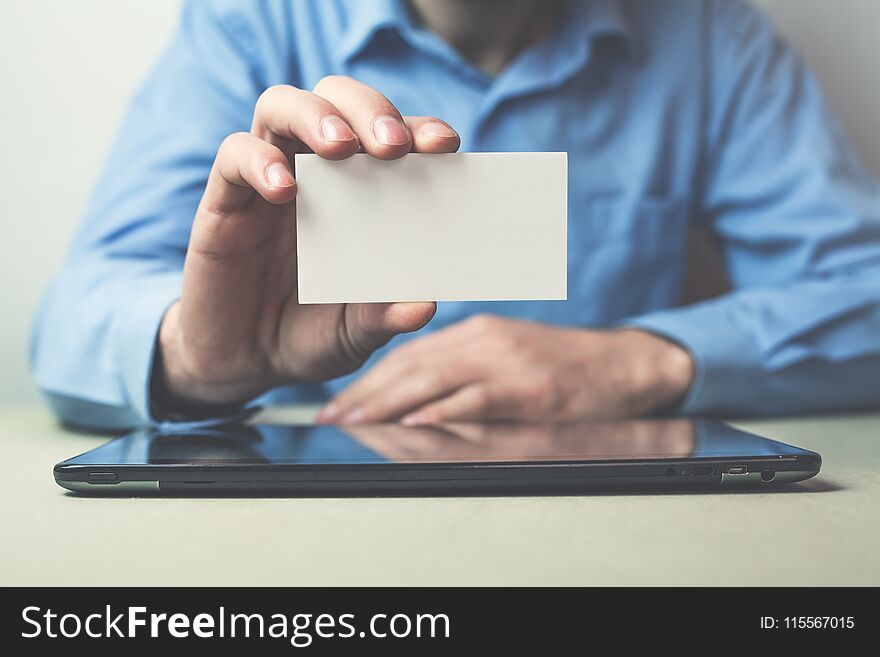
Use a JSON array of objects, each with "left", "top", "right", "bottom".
[
  {"left": 419, "top": 122, "right": 457, "bottom": 139},
  {"left": 321, "top": 115, "right": 357, "bottom": 143},
  {"left": 372, "top": 115, "right": 410, "bottom": 146},
  {"left": 341, "top": 407, "right": 366, "bottom": 424},
  {"left": 266, "top": 163, "right": 295, "bottom": 189},
  {"left": 315, "top": 402, "right": 339, "bottom": 424},
  {"left": 400, "top": 414, "right": 424, "bottom": 426}
]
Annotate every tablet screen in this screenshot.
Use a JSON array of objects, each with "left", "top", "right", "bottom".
[{"left": 64, "top": 419, "right": 814, "bottom": 466}]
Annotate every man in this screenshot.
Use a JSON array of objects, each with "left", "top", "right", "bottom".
[{"left": 31, "top": 0, "right": 880, "bottom": 430}]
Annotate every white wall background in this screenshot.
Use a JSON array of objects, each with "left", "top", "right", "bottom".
[{"left": 0, "top": 0, "right": 878, "bottom": 407}]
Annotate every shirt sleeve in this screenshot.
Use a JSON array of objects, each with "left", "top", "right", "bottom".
[
  {"left": 30, "top": 1, "right": 283, "bottom": 430},
  {"left": 626, "top": 0, "right": 880, "bottom": 417}
]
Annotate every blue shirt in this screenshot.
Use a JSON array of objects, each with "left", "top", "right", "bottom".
[{"left": 31, "top": 0, "right": 880, "bottom": 429}]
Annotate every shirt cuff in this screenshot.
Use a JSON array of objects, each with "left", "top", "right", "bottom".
[
  {"left": 111, "top": 271, "right": 256, "bottom": 428},
  {"left": 620, "top": 300, "right": 761, "bottom": 416}
]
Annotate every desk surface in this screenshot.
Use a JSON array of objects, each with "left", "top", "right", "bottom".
[{"left": 1, "top": 406, "right": 878, "bottom": 586}]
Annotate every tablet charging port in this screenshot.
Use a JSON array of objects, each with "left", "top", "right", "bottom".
[{"left": 726, "top": 465, "right": 748, "bottom": 475}]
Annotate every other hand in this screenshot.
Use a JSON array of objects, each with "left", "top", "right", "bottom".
[{"left": 318, "top": 315, "right": 695, "bottom": 424}]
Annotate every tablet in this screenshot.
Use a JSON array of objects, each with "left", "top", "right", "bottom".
[{"left": 54, "top": 419, "right": 821, "bottom": 495}]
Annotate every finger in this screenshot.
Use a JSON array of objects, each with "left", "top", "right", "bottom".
[
  {"left": 312, "top": 75, "right": 412, "bottom": 159},
  {"left": 317, "top": 353, "right": 413, "bottom": 423},
  {"left": 324, "top": 322, "right": 471, "bottom": 411},
  {"left": 352, "top": 301, "right": 437, "bottom": 345},
  {"left": 401, "top": 384, "right": 506, "bottom": 425},
  {"left": 316, "top": 304, "right": 437, "bottom": 424},
  {"left": 252, "top": 84, "right": 359, "bottom": 159},
  {"left": 343, "top": 424, "right": 457, "bottom": 460},
  {"left": 198, "top": 132, "right": 297, "bottom": 218},
  {"left": 184, "top": 133, "right": 299, "bottom": 372},
  {"left": 324, "top": 302, "right": 436, "bottom": 390},
  {"left": 340, "top": 365, "right": 474, "bottom": 424},
  {"left": 403, "top": 117, "right": 461, "bottom": 153},
  {"left": 320, "top": 321, "right": 478, "bottom": 421},
  {"left": 432, "top": 422, "right": 496, "bottom": 444}
]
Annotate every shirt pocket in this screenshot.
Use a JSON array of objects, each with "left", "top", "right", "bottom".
[{"left": 567, "top": 195, "right": 692, "bottom": 321}]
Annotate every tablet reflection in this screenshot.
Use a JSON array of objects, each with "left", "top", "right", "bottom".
[
  {"left": 149, "top": 426, "right": 269, "bottom": 464},
  {"left": 142, "top": 419, "right": 698, "bottom": 465},
  {"left": 342, "top": 419, "right": 697, "bottom": 462}
]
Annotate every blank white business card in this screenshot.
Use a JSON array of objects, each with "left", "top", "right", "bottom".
[{"left": 295, "top": 152, "right": 567, "bottom": 304}]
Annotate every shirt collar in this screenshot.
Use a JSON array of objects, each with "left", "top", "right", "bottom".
[
  {"left": 336, "top": 0, "right": 410, "bottom": 65},
  {"left": 572, "top": 0, "right": 638, "bottom": 54},
  {"left": 336, "top": 0, "right": 637, "bottom": 67}
]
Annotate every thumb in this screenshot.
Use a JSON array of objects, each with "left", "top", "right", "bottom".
[{"left": 342, "top": 302, "right": 436, "bottom": 361}]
